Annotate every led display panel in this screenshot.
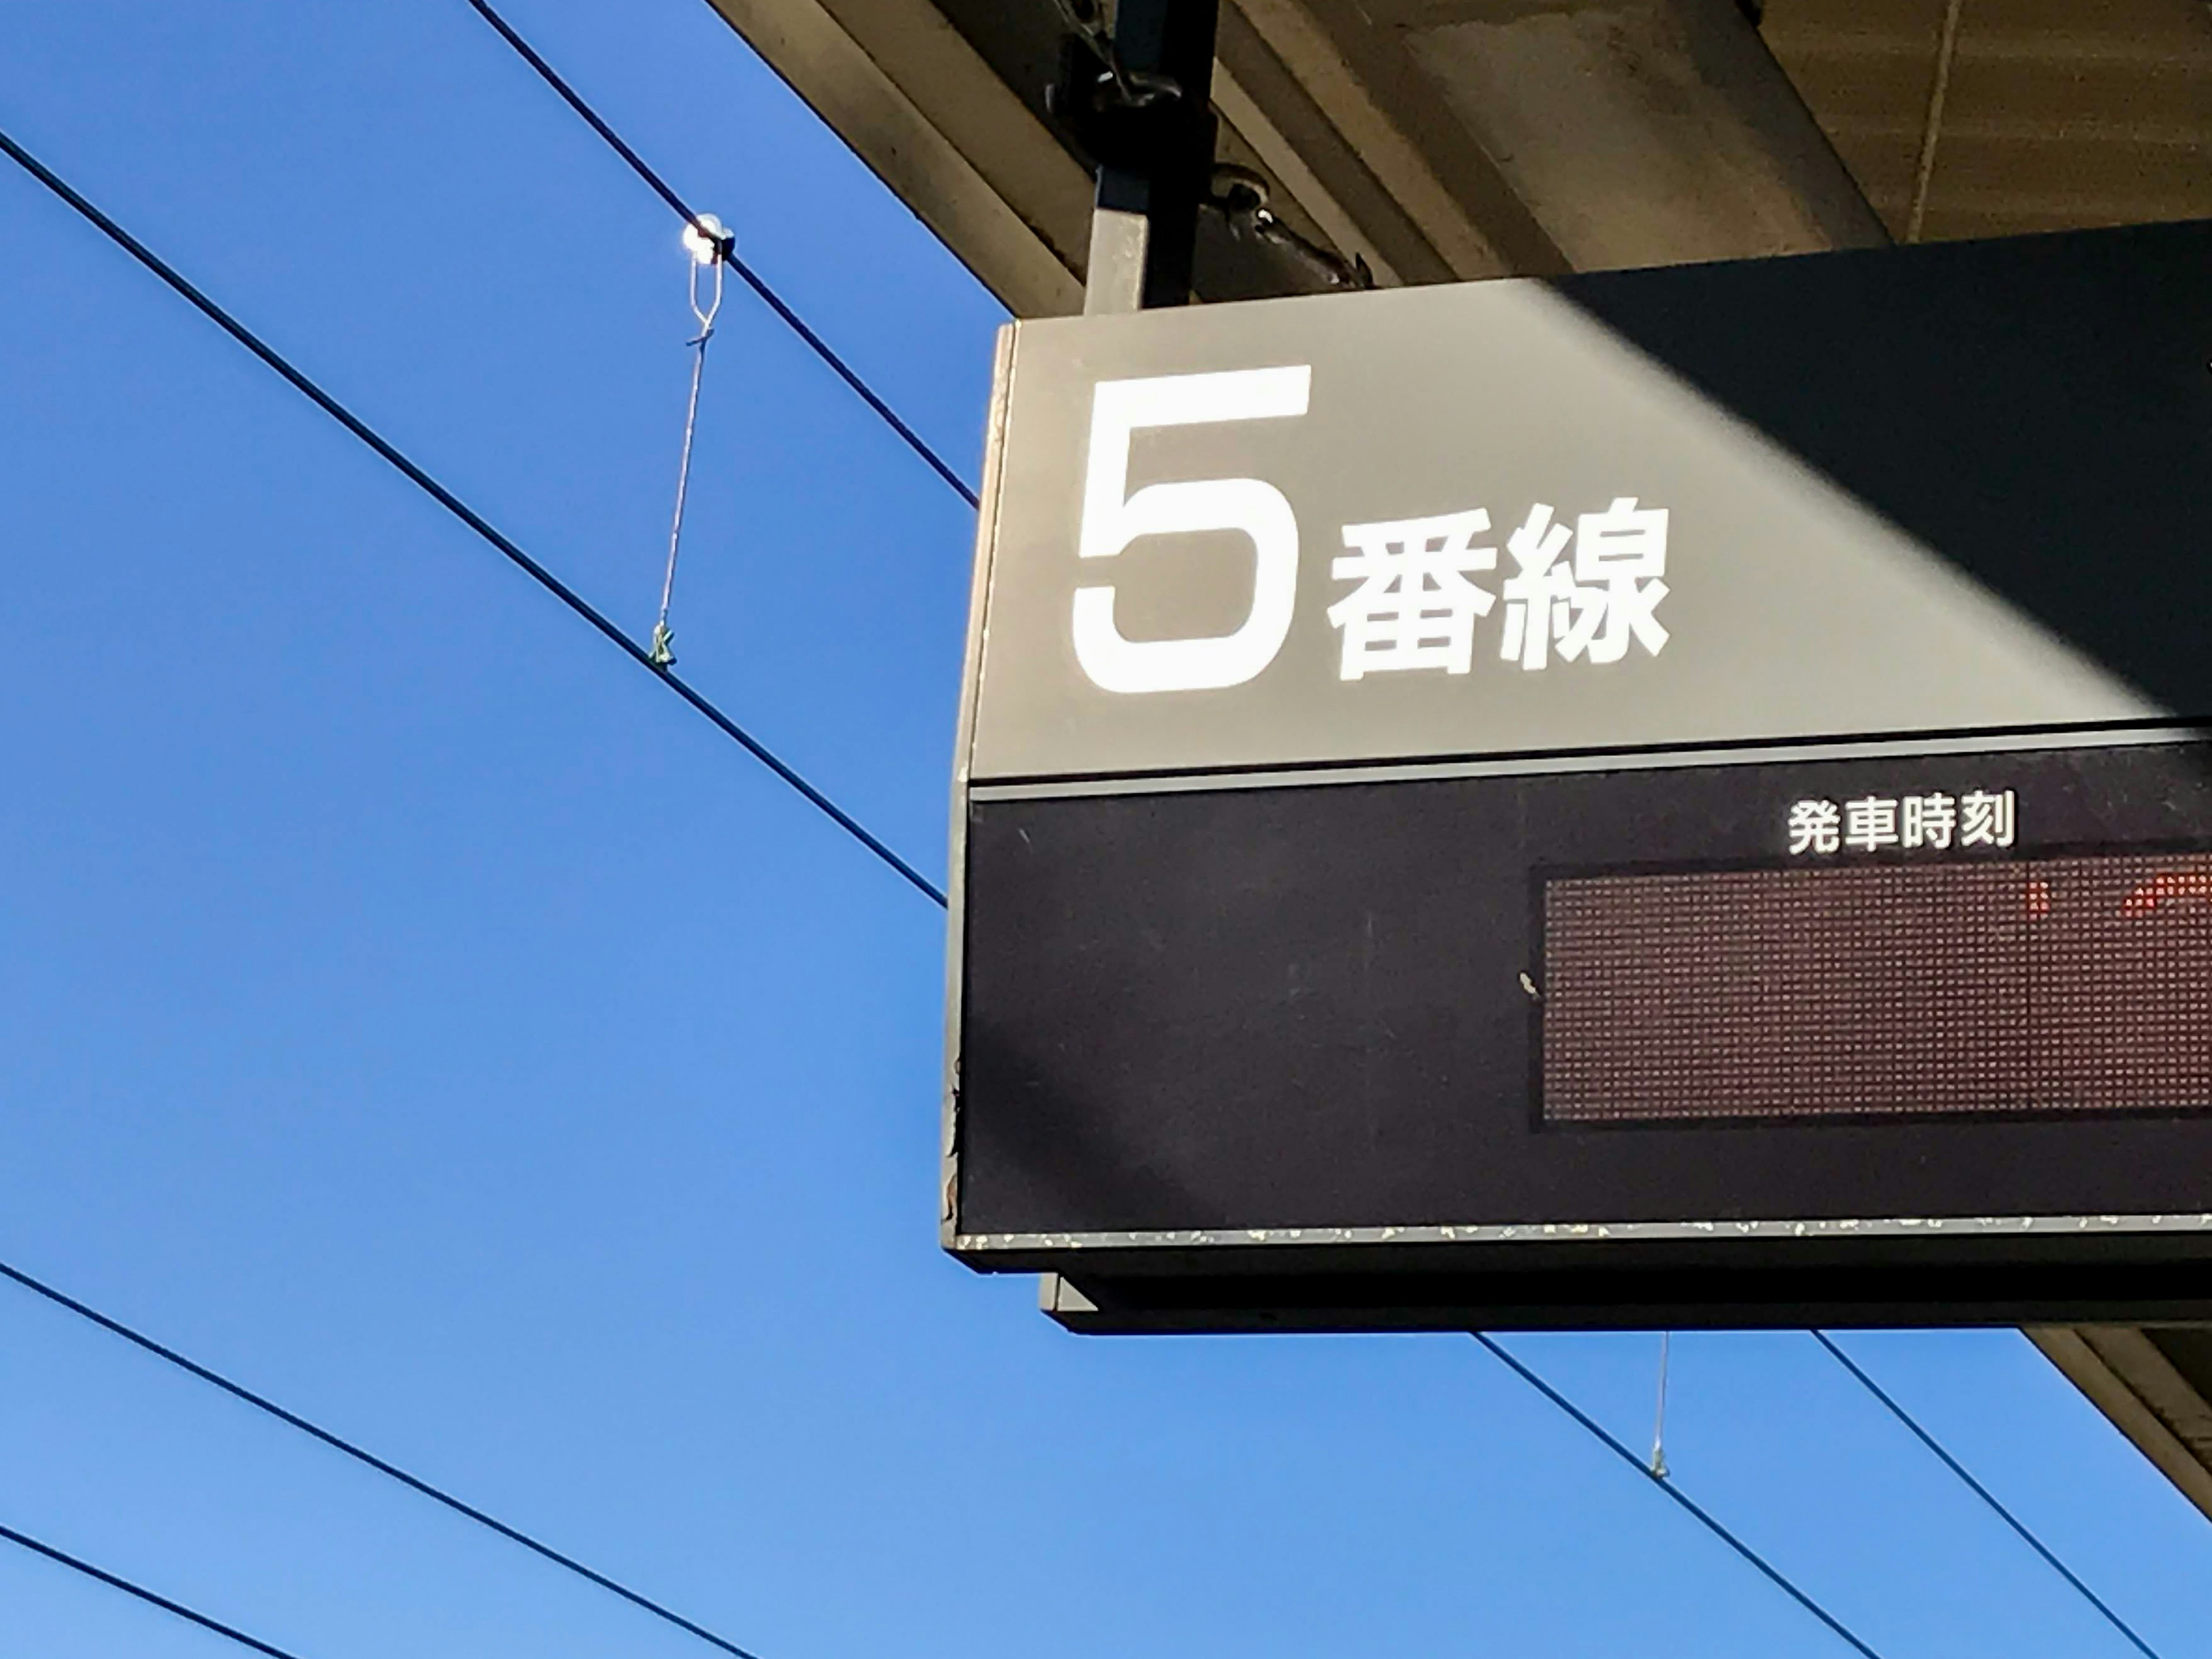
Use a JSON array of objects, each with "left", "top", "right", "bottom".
[{"left": 1541, "top": 852, "right": 2212, "bottom": 1124}]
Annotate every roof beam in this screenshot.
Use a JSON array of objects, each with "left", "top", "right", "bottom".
[
  {"left": 2031, "top": 1326, "right": 2212, "bottom": 1524},
  {"left": 702, "top": 0, "right": 1087, "bottom": 315}
]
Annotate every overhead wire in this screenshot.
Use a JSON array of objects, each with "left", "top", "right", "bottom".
[
  {"left": 0, "top": 120, "right": 946, "bottom": 908},
  {"left": 458, "top": 0, "right": 982, "bottom": 512},
  {"left": 1811, "top": 1331, "right": 2164, "bottom": 1659},
  {"left": 1472, "top": 1334, "right": 1888, "bottom": 1659},
  {"left": 0, "top": 1257, "right": 767, "bottom": 1659},
  {"left": 1, "top": 1520, "right": 312, "bottom": 1659}
]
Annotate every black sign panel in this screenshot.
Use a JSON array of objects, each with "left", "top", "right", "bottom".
[{"left": 952, "top": 743, "right": 2212, "bottom": 1327}]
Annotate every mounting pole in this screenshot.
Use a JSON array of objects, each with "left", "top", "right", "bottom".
[{"left": 1078, "top": 0, "right": 1219, "bottom": 314}]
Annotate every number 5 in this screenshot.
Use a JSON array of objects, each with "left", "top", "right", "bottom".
[{"left": 1072, "top": 366, "right": 1311, "bottom": 694}]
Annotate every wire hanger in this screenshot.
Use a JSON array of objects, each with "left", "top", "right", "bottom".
[{"left": 650, "top": 212, "right": 730, "bottom": 669}]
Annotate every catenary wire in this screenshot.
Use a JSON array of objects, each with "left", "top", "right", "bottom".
[
  {"left": 0, "top": 121, "right": 946, "bottom": 909},
  {"left": 0, "top": 1257, "right": 767, "bottom": 1659},
  {"left": 460, "top": 0, "right": 982, "bottom": 512},
  {"left": 1472, "top": 1334, "right": 1888, "bottom": 1659},
  {"left": 1811, "top": 1331, "right": 2163, "bottom": 1659},
  {"left": 1, "top": 1521, "right": 312, "bottom": 1659}
]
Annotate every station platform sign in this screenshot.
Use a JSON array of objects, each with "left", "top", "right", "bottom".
[{"left": 944, "top": 219, "right": 2212, "bottom": 1331}]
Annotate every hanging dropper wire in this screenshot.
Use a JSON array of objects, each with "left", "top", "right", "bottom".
[
  {"left": 650, "top": 213, "right": 730, "bottom": 669},
  {"left": 1649, "top": 1330, "right": 1672, "bottom": 1479}
]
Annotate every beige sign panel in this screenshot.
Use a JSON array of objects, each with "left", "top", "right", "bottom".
[{"left": 966, "top": 279, "right": 2158, "bottom": 785}]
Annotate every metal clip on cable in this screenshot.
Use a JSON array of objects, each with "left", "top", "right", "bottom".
[{"left": 651, "top": 213, "right": 730, "bottom": 670}]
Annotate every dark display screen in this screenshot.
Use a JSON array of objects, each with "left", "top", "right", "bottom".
[
  {"left": 958, "top": 738, "right": 2212, "bottom": 1261},
  {"left": 1542, "top": 852, "right": 2212, "bottom": 1124}
]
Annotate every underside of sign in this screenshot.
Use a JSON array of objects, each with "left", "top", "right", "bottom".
[{"left": 944, "top": 220, "right": 2212, "bottom": 1331}]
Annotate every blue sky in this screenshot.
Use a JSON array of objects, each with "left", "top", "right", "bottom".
[{"left": 0, "top": 3, "right": 2206, "bottom": 1656}]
